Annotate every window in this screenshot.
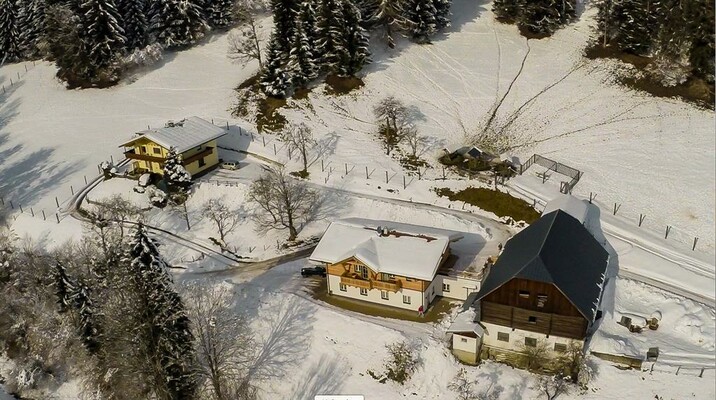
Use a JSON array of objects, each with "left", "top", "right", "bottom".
[
  {"left": 152, "top": 147, "right": 161, "bottom": 154},
  {"left": 554, "top": 343, "right": 567, "bottom": 353},
  {"left": 359, "top": 288, "right": 368, "bottom": 296},
  {"left": 381, "top": 290, "right": 389, "bottom": 300},
  {"left": 381, "top": 273, "right": 394, "bottom": 281},
  {"left": 198, "top": 158, "right": 206, "bottom": 167},
  {"left": 497, "top": 332, "right": 509, "bottom": 342},
  {"left": 442, "top": 283, "right": 450, "bottom": 292},
  {"left": 405, "top": 278, "right": 414, "bottom": 282},
  {"left": 528, "top": 316, "right": 537, "bottom": 324},
  {"left": 537, "top": 294, "right": 548, "bottom": 308},
  {"left": 519, "top": 290, "right": 530, "bottom": 298},
  {"left": 140, "top": 145, "right": 147, "bottom": 154},
  {"left": 354, "top": 265, "right": 361, "bottom": 273},
  {"left": 524, "top": 337, "right": 537, "bottom": 347},
  {"left": 460, "top": 338, "right": 468, "bottom": 343},
  {"left": 339, "top": 284, "right": 347, "bottom": 292},
  {"left": 402, "top": 295, "right": 411, "bottom": 304},
  {"left": 432, "top": 287, "right": 435, "bottom": 295}
]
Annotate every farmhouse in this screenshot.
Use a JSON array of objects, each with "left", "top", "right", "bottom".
[
  {"left": 120, "top": 117, "right": 226, "bottom": 177},
  {"left": 449, "top": 205, "right": 609, "bottom": 365},
  {"left": 309, "top": 218, "right": 480, "bottom": 312}
]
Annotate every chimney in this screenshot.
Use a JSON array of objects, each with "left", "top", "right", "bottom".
[{"left": 382, "top": 227, "right": 389, "bottom": 237}]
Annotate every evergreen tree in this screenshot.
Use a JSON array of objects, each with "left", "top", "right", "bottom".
[
  {"left": 18, "top": 0, "right": 46, "bottom": 58},
  {"left": 372, "top": 0, "right": 407, "bottom": 48},
  {"left": 287, "top": 19, "right": 317, "bottom": 88},
  {"left": 205, "top": 0, "right": 236, "bottom": 29},
  {"left": 0, "top": 0, "right": 21, "bottom": 63},
  {"left": 339, "top": 0, "right": 370, "bottom": 76},
  {"left": 261, "top": 34, "right": 290, "bottom": 97},
  {"left": 683, "top": 0, "right": 715, "bottom": 83},
  {"left": 271, "top": 0, "right": 300, "bottom": 54},
  {"left": 519, "top": 0, "right": 575, "bottom": 35},
  {"left": 129, "top": 224, "right": 196, "bottom": 399},
  {"left": 492, "top": 0, "right": 520, "bottom": 23},
  {"left": 297, "top": 0, "right": 319, "bottom": 61},
  {"left": 433, "top": 0, "right": 450, "bottom": 29},
  {"left": 149, "top": 0, "right": 207, "bottom": 49},
  {"left": 598, "top": 0, "right": 657, "bottom": 54},
  {"left": 72, "top": 281, "right": 102, "bottom": 353},
  {"left": 117, "top": 0, "right": 147, "bottom": 51},
  {"left": 78, "top": 0, "right": 126, "bottom": 71},
  {"left": 52, "top": 262, "right": 76, "bottom": 314},
  {"left": 317, "top": 0, "right": 346, "bottom": 71},
  {"left": 162, "top": 146, "right": 192, "bottom": 189},
  {"left": 406, "top": 0, "right": 437, "bottom": 43}
]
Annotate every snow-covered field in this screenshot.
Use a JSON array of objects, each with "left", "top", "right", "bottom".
[{"left": 1, "top": 0, "right": 715, "bottom": 398}]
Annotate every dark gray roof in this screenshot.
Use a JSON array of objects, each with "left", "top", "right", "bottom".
[{"left": 474, "top": 210, "right": 609, "bottom": 321}]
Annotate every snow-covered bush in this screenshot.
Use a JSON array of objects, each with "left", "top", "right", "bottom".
[
  {"left": 123, "top": 43, "right": 164, "bottom": 69},
  {"left": 384, "top": 341, "right": 419, "bottom": 385},
  {"left": 147, "top": 186, "right": 168, "bottom": 208},
  {"left": 646, "top": 55, "right": 691, "bottom": 87}
]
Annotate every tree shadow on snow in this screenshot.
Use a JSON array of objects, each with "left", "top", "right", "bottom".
[
  {"left": 288, "top": 354, "right": 349, "bottom": 400},
  {"left": 476, "top": 367, "right": 505, "bottom": 399}
]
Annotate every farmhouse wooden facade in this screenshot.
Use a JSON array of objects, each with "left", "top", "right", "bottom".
[
  {"left": 120, "top": 117, "right": 226, "bottom": 178},
  {"left": 448, "top": 205, "right": 609, "bottom": 365},
  {"left": 310, "top": 218, "right": 481, "bottom": 312}
]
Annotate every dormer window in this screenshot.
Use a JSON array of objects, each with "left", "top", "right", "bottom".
[{"left": 519, "top": 290, "right": 530, "bottom": 299}]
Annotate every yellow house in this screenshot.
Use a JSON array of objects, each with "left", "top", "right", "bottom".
[{"left": 120, "top": 117, "right": 227, "bottom": 178}]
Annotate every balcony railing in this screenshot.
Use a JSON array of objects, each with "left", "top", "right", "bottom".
[
  {"left": 124, "top": 149, "right": 164, "bottom": 163},
  {"left": 373, "top": 279, "right": 401, "bottom": 292},
  {"left": 340, "top": 275, "right": 371, "bottom": 290}
]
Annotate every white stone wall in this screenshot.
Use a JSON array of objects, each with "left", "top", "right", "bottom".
[
  {"left": 327, "top": 275, "right": 424, "bottom": 311},
  {"left": 481, "top": 321, "right": 583, "bottom": 354},
  {"left": 436, "top": 275, "right": 481, "bottom": 301},
  {"left": 452, "top": 333, "right": 480, "bottom": 354}
]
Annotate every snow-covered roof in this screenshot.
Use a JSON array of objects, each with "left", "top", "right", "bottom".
[
  {"left": 446, "top": 308, "right": 484, "bottom": 336},
  {"left": 119, "top": 117, "right": 227, "bottom": 153},
  {"left": 309, "top": 218, "right": 464, "bottom": 281},
  {"left": 543, "top": 194, "right": 589, "bottom": 224}
]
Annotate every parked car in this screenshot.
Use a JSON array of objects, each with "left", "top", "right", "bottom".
[
  {"left": 220, "top": 160, "right": 239, "bottom": 170},
  {"left": 301, "top": 266, "right": 326, "bottom": 277}
]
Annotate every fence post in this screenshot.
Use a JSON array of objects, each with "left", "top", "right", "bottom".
[
  {"left": 693, "top": 237, "right": 699, "bottom": 251},
  {"left": 699, "top": 368, "right": 704, "bottom": 378},
  {"left": 345, "top": 163, "right": 348, "bottom": 176},
  {"left": 17, "top": 72, "right": 20, "bottom": 80},
  {"left": 665, "top": 225, "right": 672, "bottom": 239},
  {"left": 403, "top": 176, "right": 406, "bottom": 189},
  {"left": 71, "top": 185, "right": 74, "bottom": 195},
  {"left": 273, "top": 143, "right": 277, "bottom": 155},
  {"left": 19, "top": 204, "right": 23, "bottom": 213},
  {"left": 676, "top": 366, "right": 680, "bottom": 375},
  {"left": 110, "top": 155, "right": 114, "bottom": 164},
  {"left": 226, "top": 121, "right": 229, "bottom": 130},
  {"left": 42, "top": 210, "right": 46, "bottom": 221},
  {"left": 321, "top": 159, "right": 325, "bottom": 172},
  {"left": 9, "top": 201, "right": 13, "bottom": 209},
  {"left": 55, "top": 197, "right": 59, "bottom": 207},
  {"left": 30, "top": 207, "right": 34, "bottom": 217},
  {"left": 262, "top": 136, "right": 266, "bottom": 146},
  {"left": 84, "top": 175, "right": 88, "bottom": 185},
  {"left": 442, "top": 166, "right": 446, "bottom": 180},
  {"left": 365, "top": 166, "right": 369, "bottom": 179},
  {"left": 589, "top": 192, "right": 596, "bottom": 204},
  {"left": 56, "top": 214, "right": 60, "bottom": 223},
  {"left": 418, "top": 169, "right": 421, "bottom": 180},
  {"left": 638, "top": 214, "right": 646, "bottom": 227},
  {"left": 385, "top": 170, "right": 388, "bottom": 184},
  {"left": 613, "top": 203, "right": 620, "bottom": 215}
]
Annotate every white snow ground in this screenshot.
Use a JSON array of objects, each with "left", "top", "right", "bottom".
[{"left": 1, "top": 0, "right": 714, "bottom": 398}]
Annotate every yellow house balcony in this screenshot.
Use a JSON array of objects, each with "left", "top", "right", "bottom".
[
  {"left": 341, "top": 275, "right": 372, "bottom": 290},
  {"left": 373, "top": 279, "right": 402, "bottom": 292},
  {"left": 124, "top": 149, "right": 165, "bottom": 163}
]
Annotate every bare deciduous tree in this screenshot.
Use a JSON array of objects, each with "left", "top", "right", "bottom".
[
  {"left": 448, "top": 368, "right": 499, "bottom": 400},
  {"left": 281, "top": 122, "right": 316, "bottom": 174},
  {"left": 534, "top": 373, "right": 571, "bottom": 400},
  {"left": 247, "top": 166, "right": 319, "bottom": 241},
  {"left": 89, "top": 194, "right": 144, "bottom": 239},
  {"left": 373, "top": 96, "right": 413, "bottom": 155},
  {"left": 403, "top": 126, "right": 428, "bottom": 158},
  {"left": 228, "top": 6, "right": 264, "bottom": 69},
  {"left": 201, "top": 199, "right": 242, "bottom": 244},
  {"left": 518, "top": 338, "right": 550, "bottom": 371},
  {"left": 384, "top": 341, "right": 419, "bottom": 385},
  {"left": 183, "top": 284, "right": 256, "bottom": 400}
]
